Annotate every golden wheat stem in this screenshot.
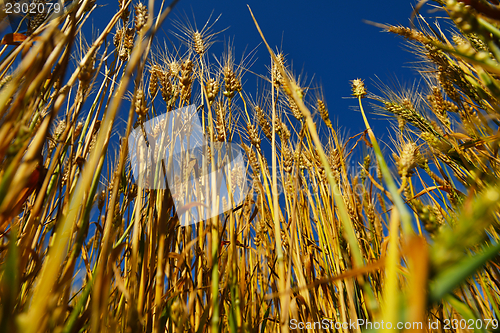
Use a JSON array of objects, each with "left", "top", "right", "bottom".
[{"left": 357, "top": 95, "right": 413, "bottom": 235}]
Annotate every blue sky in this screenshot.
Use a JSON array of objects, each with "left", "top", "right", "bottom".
[
  {"left": 2, "top": 0, "right": 427, "bottom": 142},
  {"left": 162, "top": 0, "right": 420, "bottom": 134},
  {"left": 81, "top": 0, "right": 422, "bottom": 137}
]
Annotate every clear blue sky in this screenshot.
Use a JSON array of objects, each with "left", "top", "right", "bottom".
[
  {"left": 3, "top": 0, "right": 425, "bottom": 139},
  {"left": 176, "top": 1, "right": 421, "bottom": 135},
  {"left": 85, "top": 0, "right": 422, "bottom": 138}
]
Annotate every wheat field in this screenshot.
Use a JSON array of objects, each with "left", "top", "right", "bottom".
[{"left": 0, "top": 0, "right": 500, "bottom": 332}]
